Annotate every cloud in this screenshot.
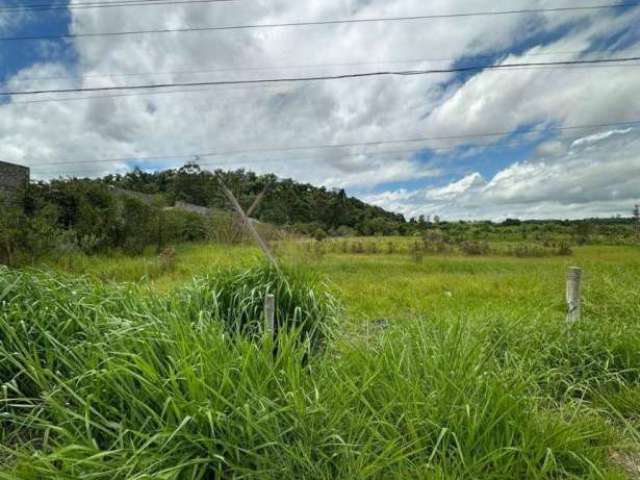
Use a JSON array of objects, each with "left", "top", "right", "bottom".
[
  {"left": 0, "top": 0, "right": 639, "bottom": 218},
  {"left": 366, "top": 129, "right": 640, "bottom": 220},
  {"left": 426, "top": 172, "right": 486, "bottom": 200},
  {"left": 570, "top": 128, "right": 632, "bottom": 149}
]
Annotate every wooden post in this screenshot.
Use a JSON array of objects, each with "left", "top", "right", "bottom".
[
  {"left": 264, "top": 294, "right": 275, "bottom": 337},
  {"left": 566, "top": 267, "right": 582, "bottom": 323}
]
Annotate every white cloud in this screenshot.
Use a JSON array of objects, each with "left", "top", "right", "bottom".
[
  {"left": 570, "top": 128, "right": 632, "bottom": 149},
  {"left": 426, "top": 172, "right": 486, "bottom": 200},
  {"left": 0, "top": 0, "right": 639, "bottom": 218},
  {"left": 367, "top": 130, "right": 640, "bottom": 220}
]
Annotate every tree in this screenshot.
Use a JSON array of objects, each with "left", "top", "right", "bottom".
[
  {"left": 313, "top": 228, "right": 328, "bottom": 242},
  {"left": 634, "top": 204, "right": 640, "bottom": 239}
]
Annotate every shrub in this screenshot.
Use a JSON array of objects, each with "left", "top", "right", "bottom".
[
  {"left": 386, "top": 241, "right": 396, "bottom": 254},
  {"left": 176, "top": 265, "right": 339, "bottom": 347},
  {"left": 351, "top": 241, "right": 364, "bottom": 254},
  {"left": 510, "top": 244, "right": 545, "bottom": 258},
  {"left": 332, "top": 225, "right": 357, "bottom": 237},
  {"left": 158, "top": 246, "right": 177, "bottom": 272},
  {"left": 313, "top": 228, "right": 328, "bottom": 242},
  {"left": 206, "top": 212, "right": 241, "bottom": 244},
  {"left": 557, "top": 240, "right": 574, "bottom": 256},
  {"left": 119, "top": 197, "right": 155, "bottom": 255},
  {"left": 312, "top": 240, "right": 326, "bottom": 260},
  {"left": 410, "top": 241, "right": 424, "bottom": 263},
  {"left": 423, "top": 228, "right": 445, "bottom": 245},
  {"left": 460, "top": 240, "right": 490, "bottom": 256},
  {"left": 0, "top": 206, "right": 24, "bottom": 265},
  {"left": 423, "top": 237, "right": 449, "bottom": 254}
]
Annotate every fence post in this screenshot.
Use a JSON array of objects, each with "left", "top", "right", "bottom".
[
  {"left": 264, "top": 294, "right": 275, "bottom": 337},
  {"left": 566, "top": 267, "right": 582, "bottom": 323}
]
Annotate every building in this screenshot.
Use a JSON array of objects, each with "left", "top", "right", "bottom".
[{"left": 0, "top": 161, "right": 30, "bottom": 207}]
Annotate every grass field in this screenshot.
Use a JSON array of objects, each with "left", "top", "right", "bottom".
[
  {"left": 2, "top": 240, "right": 640, "bottom": 478},
  {"left": 43, "top": 240, "right": 640, "bottom": 323}
]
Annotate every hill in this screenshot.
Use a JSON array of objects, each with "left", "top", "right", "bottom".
[{"left": 99, "top": 163, "right": 408, "bottom": 236}]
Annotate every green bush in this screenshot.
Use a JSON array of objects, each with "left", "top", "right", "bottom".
[
  {"left": 0, "top": 204, "right": 67, "bottom": 265},
  {"left": 510, "top": 243, "right": 546, "bottom": 257},
  {"left": 557, "top": 240, "right": 574, "bottom": 256},
  {"left": 313, "top": 228, "right": 328, "bottom": 242},
  {"left": 174, "top": 264, "right": 339, "bottom": 347},
  {"left": 460, "top": 240, "right": 491, "bottom": 256}
]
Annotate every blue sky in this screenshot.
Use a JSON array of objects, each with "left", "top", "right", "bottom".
[
  {"left": 1, "top": 0, "right": 639, "bottom": 219},
  {"left": 1, "top": 5, "right": 73, "bottom": 83}
]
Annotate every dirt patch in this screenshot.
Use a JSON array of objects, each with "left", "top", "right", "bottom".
[{"left": 611, "top": 451, "right": 640, "bottom": 479}]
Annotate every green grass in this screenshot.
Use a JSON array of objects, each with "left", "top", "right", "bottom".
[
  {"left": 2, "top": 241, "right": 640, "bottom": 478},
  {"left": 41, "top": 241, "right": 640, "bottom": 322}
]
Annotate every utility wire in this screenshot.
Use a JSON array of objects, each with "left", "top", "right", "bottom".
[
  {"left": 11, "top": 61, "right": 640, "bottom": 94},
  {"left": 7, "top": 84, "right": 283, "bottom": 105},
  {"left": 19, "top": 119, "right": 640, "bottom": 170},
  {"left": 0, "top": 3, "right": 637, "bottom": 41},
  {"left": 6, "top": 62, "right": 639, "bottom": 106},
  {"left": 27, "top": 133, "right": 607, "bottom": 175},
  {"left": 0, "top": 0, "right": 237, "bottom": 13},
  {"left": 2, "top": 57, "right": 639, "bottom": 97},
  {"left": 14, "top": 0, "right": 180, "bottom": 5},
  {"left": 14, "top": 49, "right": 624, "bottom": 83},
  {"left": 28, "top": 129, "right": 640, "bottom": 177},
  {"left": 27, "top": 138, "right": 535, "bottom": 171}
]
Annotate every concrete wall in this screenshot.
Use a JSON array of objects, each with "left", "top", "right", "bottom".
[{"left": 0, "top": 161, "right": 30, "bottom": 206}]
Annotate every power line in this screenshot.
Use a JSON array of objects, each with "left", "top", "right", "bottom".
[
  {"left": 6, "top": 61, "right": 639, "bottom": 106},
  {"left": 1, "top": 2, "right": 637, "bottom": 41},
  {"left": 2, "top": 56, "right": 639, "bottom": 97},
  {"left": 24, "top": 134, "right": 601, "bottom": 175},
  {"left": 20, "top": 119, "right": 640, "bottom": 171},
  {"left": 7, "top": 85, "right": 276, "bottom": 105},
  {"left": 0, "top": 0, "right": 237, "bottom": 13},
  {"left": 27, "top": 126, "right": 640, "bottom": 177},
  {"left": 15, "top": 0, "right": 177, "bottom": 5},
  {"left": 27, "top": 138, "right": 530, "bottom": 172},
  {"left": 10, "top": 62, "right": 640, "bottom": 100},
  {"left": 14, "top": 49, "right": 625, "bottom": 83},
  {"left": 6, "top": 83, "right": 283, "bottom": 105}
]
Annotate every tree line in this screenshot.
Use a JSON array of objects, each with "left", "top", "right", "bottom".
[
  {"left": 100, "top": 163, "right": 408, "bottom": 236},
  {"left": 0, "top": 164, "right": 637, "bottom": 265}
]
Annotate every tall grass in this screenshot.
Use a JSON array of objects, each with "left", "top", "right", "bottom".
[
  {"left": 1, "top": 266, "right": 639, "bottom": 478},
  {"left": 175, "top": 265, "right": 339, "bottom": 347}
]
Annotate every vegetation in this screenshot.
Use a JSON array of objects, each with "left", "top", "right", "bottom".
[
  {"left": 1, "top": 241, "right": 640, "bottom": 478},
  {"left": 0, "top": 167, "right": 637, "bottom": 266},
  {"left": 100, "top": 164, "right": 406, "bottom": 236},
  {"left": 1, "top": 168, "right": 639, "bottom": 477},
  {"left": 176, "top": 265, "right": 339, "bottom": 347}
]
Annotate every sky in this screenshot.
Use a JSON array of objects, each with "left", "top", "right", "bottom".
[{"left": 1, "top": 0, "right": 639, "bottom": 221}]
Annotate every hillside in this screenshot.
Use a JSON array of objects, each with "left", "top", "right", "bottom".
[{"left": 99, "top": 164, "right": 408, "bottom": 236}]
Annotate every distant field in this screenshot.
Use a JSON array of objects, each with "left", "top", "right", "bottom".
[
  {"left": 2, "top": 240, "right": 640, "bottom": 478},
  {"left": 42, "top": 240, "right": 640, "bottom": 323}
]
